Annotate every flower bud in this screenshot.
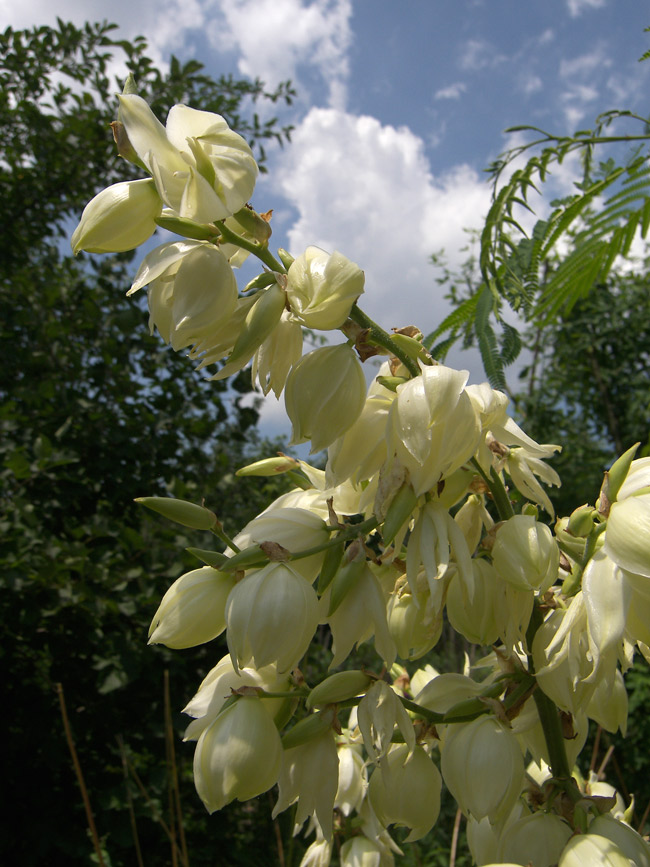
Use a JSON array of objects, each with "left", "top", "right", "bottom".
[
  {"left": 492, "top": 514, "right": 559, "bottom": 592},
  {"left": 135, "top": 496, "right": 217, "bottom": 530},
  {"left": 567, "top": 504, "right": 597, "bottom": 537},
  {"left": 71, "top": 179, "right": 161, "bottom": 254},
  {"left": 236, "top": 455, "right": 301, "bottom": 477},
  {"left": 193, "top": 696, "right": 282, "bottom": 812},
  {"left": 285, "top": 344, "right": 367, "bottom": 453},
  {"left": 368, "top": 744, "right": 442, "bottom": 842},
  {"left": 148, "top": 566, "right": 235, "bottom": 648},
  {"left": 441, "top": 716, "right": 525, "bottom": 822},
  {"left": 286, "top": 246, "right": 364, "bottom": 330},
  {"left": 307, "top": 670, "right": 373, "bottom": 708}
]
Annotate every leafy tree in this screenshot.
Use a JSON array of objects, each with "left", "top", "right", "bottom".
[{"left": 1, "top": 21, "right": 294, "bottom": 866}]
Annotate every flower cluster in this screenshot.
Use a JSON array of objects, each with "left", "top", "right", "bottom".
[{"left": 72, "top": 89, "right": 650, "bottom": 866}]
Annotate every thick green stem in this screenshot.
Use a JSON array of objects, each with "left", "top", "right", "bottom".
[
  {"left": 348, "top": 304, "right": 420, "bottom": 377},
  {"left": 526, "top": 603, "right": 572, "bottom": 780},
  {"left": 470, "top": 458, "right": 515, "bottom": 521},
  {"left": 214, "top": 221, "right": 287, "bottom": 273}
]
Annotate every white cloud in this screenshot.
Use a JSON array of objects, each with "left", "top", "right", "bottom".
[
  {"left": 566, "top": 0, "right": 607, "bottom": 17},
  {"left": 559, "top": 46, "right": 611, "bottom": 79},
  {"left": 271, "top": 107, "right": 492, "bottom": 343},
  {"left": 205, "top": 0, "right": 353, "bottom": 109},
  {"left": 435, "top": 82, "right": 467, "bottom": 101},
  {"left": 433, "top": 81, "right": 467, "bottom": 99},
  {"left": 519, "top": 73, "right": 543, "bottom": 96},
  {"left": 459, "top": 38, "right": 506, "bottom": 72}
]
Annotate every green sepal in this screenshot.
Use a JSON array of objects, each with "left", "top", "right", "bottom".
[
  {"left": 218, "top": 544, "right": 269, "bottom": 573},
  {"left": 134, "top": 496, "right": 217, "bottom": 530},
  {"left": 281, "top": 709, "right": 334, "bottom": 750},
  {"left": 376, "top": 375, "right": 408, "bottom": 393},
  {"left": 317, "top": 540, "right": 345, "bottom": 594},
  {"left": 243, "top": 271, "right": 277, "bottom": 293},
  {"left": 225, "top": 282, "right": 286, "bottom": 368},
  {"left": 389, "top": 332, "right": 429, "bottom": 363},
  {"left": 327, "top": 555, "right": 366, "bottom": 616},
  {"left": 277, "top": 248, "right": 295, "bottom": 270},
  {"left": 603, "top": 441, "right": 641, "bottom": 503},
  {"left": 186, "top": 547, "right": 229, "bottom": 568},
  {"left": 382, "top": 482, "right": 418, "bottom": 545}
]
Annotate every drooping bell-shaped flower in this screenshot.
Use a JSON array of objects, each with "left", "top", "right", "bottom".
[
  {"left": 285, "top": 343, "right": 367, "bottom": 454},
  {"left": 71, "top": 178, "right": 161, "bottom": 254},
  {"left": 558, "top": 832, "right": 633, "bottom": 867},
  {"left": 492, "top": 514, "right": 559, "bottom": 593},
  {"left": 148, "top": 566, "right": 235, "bottom": 649},
  {"left": 496, "top": 811, "right": 573, "bottom": 867},
  {"left": 129, "top": 240, "right": 237, "bottom": 351},
  {"left": 118, "top": 94, "right": 258, "bottom": 222},
  {"left": 286, "top": 246, "right": 365, "bottom": 330},
  {"left": 252, "top": 310, "right": 304, "bottom": 398},
  {"left": 368, "top": 744, "right": 442, "bottom": 842},
  {"left": 225, "top": 562, "right": 319, "bottom": 672},
  {"left": 183, "top": 655, "right": 289, "bottom": 741},
  {"left": 193, "top": 696, "right": 282, "bottom": 813},
  {"left": 386, "top": 363, "right": 481, "bottom": 497},
  {"left": 273, "top": 730, "right": 339, "bottom": 840},
  {"left": 440, "top": 715, "right": 525, "bottom": 822}
]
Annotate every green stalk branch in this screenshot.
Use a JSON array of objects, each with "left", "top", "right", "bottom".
[
  {"left": 214, "top": 221, "right": 287, "bottom": 273},
  {"left": 349, "top": 304, "right": 420, "bottom": 377},
  {"left": 525, "top": 603, "right": 572, "bottom": 781},
  {"left": 561, "top": 521, "right": 607, "bottom": 597},
  {"left": 470, "top": 458, "right": 515, "bottom": 520}
]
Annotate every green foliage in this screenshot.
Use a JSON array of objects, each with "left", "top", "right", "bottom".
[
  {"left": 514, "top": 269, "right": 650, "bottom": 516},
  {"left": 1, "top": 20, "right": 293, "bottom": 866}
]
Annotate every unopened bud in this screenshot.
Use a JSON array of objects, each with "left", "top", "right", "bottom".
[
  {"left": 306, "top": 670, "right": 373, "bottom": 708},
  {"left": 277, "top": 248, "right": 295, "bottom": 269},
  {"left": 389, "top": 332, "right": 431, "bottom": 363},
  {"left": 567, "top": 504, "right": 597, "bottom": 537},
  {"left": 135, "top": 496, "right": 217, "bottom": 530},
  {"left": 235, "top": 455, "right": 300, "bottom": 477},
  {"left": 601, "top": 442, "right": 641, "bottom": 506}
]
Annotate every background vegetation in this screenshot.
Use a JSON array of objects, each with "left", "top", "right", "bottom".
[{"left": 2, "top": 18, "right": 648, "bottom": 867}]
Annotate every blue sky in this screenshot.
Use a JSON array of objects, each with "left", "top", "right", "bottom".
[{"left": 3, "top": 0, "right": 649, "bottom": 434}]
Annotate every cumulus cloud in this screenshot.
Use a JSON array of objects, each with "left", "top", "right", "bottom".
[
  {"left": 435, "top": 82, "right": 467, "bottom": 100},
  {"left": 566, "top": 0, "right": 607, "bottom": 17},
  {"left": 205, "top": 0, "right": 353, "bottom": 109},
  {"left": 270, "top": 107, "right": 491, "bottom": 335}
]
